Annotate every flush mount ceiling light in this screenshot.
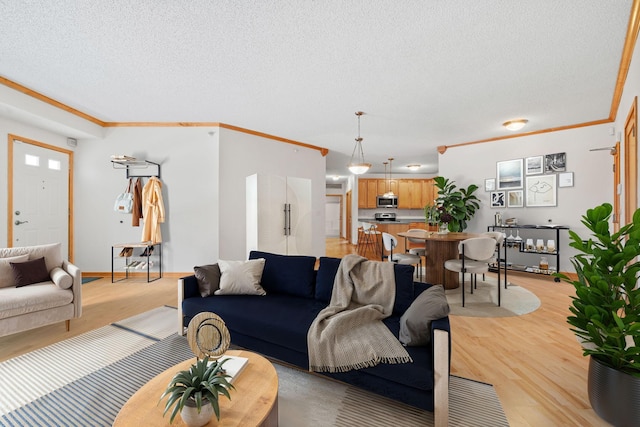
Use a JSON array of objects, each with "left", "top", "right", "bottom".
[
  {"left": 347, "top": 111, "right": 372, "bottom": 175},
  {"left": 407, "top": 164, "right": 421, "bottom": 171},
  {"left": 503, "top": 119, "right": 529, "bottom": 131}
]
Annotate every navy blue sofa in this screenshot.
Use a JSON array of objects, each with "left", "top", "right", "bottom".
[{"left": 178, "top": 251, "right": 451, "bottom": 420}]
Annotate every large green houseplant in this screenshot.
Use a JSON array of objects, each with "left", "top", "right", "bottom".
[
  {"left": 425, "top": 176, "right": 480, "bottom": 232},
  {"left": 557, "top": 203, "right": 640, "bottom": 425},
  {"left": 160, "top": 356, "right": 235, "bottom": 426}
]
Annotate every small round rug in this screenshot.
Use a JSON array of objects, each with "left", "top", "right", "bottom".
[{"left": 445, "top": 278, "right": 541, "bottom": 317}]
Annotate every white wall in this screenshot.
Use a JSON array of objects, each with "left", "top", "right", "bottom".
[
  {"left": 439, "top": 124, "right": 615, "bottom": 272},
  {"left": 218, "top": 127, "right": 326, "bottom": 260},
  {"left": 2, "top": 119, "right": 326, "bottom": 272},
  {"left": 72, "top": 126, "right": 219, "bottom": 272}
]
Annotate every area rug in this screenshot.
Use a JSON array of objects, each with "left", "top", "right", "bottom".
[
  {"left": 446, "top": 277, "right": 541, "bottom": 317},
  {"left": 81, "top": 277, "right": 102, "bottom": 284},
  {"left": 0, "top": 307, "right": 509, "bottom": 427}
]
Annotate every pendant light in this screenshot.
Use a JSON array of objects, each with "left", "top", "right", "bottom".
[
  {"left": 384, "top": 157, "right": 395, "bottom": 196},
  {"left": 383, "top": 161, "right": 389, "bottom": 194},
  {"left": 348, "top": 111, "right": 371, "bottom": 175}
]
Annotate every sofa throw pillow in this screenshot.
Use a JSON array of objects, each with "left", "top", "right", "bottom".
[
  {"left": 194, "top": 263, "right": 221, "bottom": 297},
  {"left": 215, "top": 258, "right": 266, "bottom": 296},
  {"left": 0, "top": 254, "right": 29, "bottom": 288},
  {"left": 399, "top": 285, "right": 450, "bottom": 346},
  {"left": 50, "top": 267, "right": 73, "bottom": 289},
  {"left": 11, "top": 257, "right": 50, "bottom": 288},
  {"left": 249, "top": 251, "right": 316, "bottom": 298}
]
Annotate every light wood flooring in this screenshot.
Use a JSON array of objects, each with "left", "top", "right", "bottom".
[{"left": 0, "top": 239, "right": 608, "bottom": 426}]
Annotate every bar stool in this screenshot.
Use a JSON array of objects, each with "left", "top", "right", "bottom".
[
  {"left": 405, "top": 228, "right": 426, "bottom": 280},
  {"left": 364, "top": 223, "right": 383, "bottom": 260}
]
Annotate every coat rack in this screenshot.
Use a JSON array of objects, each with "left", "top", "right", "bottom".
[{"left": 111, "top": 159, "right": 161, "bottom": 178}]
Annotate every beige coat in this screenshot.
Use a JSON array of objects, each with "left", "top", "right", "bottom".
[{"left": 141, "top": 177, "right": 165, "bottom": 243}]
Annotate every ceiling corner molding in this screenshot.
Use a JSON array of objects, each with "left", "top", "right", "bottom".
[
  {"left": 445, "top": 118, "right": 614, "bottom": 152},
  {"left": 610, "top": 0, "right": 640, "bottom": 121},
  {"left": 0, "top": 76, "right": 106, "bottom": 127},
  {"left": 437, "top": 145, "right": 447, "bottom": 154},
  {"left": 217, "top": 123, "right": 329, "bottom": 156},
  {"left": 102, "top": 122, "right": 219, "bottom": 127}
]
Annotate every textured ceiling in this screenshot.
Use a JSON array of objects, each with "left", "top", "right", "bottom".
[{"left": 0, "top": 1, "right": 633, "bottom": 178}]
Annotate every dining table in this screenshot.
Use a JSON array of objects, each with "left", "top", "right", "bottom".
[{"left": 397, "top": 230, "right": 481, "bottom": 289}]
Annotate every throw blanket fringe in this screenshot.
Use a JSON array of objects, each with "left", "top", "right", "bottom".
[{"left": 307, "top": 254, "right": 412, "bottom": 373}]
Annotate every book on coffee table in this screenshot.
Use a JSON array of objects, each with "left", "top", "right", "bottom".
[{"left": 214, "top": 355, "right": 249, "bottom": 383}]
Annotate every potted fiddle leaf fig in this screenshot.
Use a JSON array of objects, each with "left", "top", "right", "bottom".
[
  {"left": 556, "top": 202, "right": 640, "bottom": 426},
  {"left": 429, "top": 176, "right": 480, "bottom": 232},
  {"left": 160, "top": 356, "right": 234, "bottom": 427}
]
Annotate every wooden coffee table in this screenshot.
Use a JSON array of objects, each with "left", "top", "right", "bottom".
[{"left": 113, "top": 349, "right": 278, "bottom": 426}]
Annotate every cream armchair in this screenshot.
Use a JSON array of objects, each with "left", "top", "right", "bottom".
[{"left": 0, "top": 243, "right": 82, "bottom": 337}]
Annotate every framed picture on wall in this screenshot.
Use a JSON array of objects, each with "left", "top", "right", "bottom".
[
  {"left": 558, "top": 172, "right": 574, "bottom": 187},
  {"left": 485, "top": 178, "right": 495, "bottom": 191},
  {"left": 497, "top": 159, "right": 523, "bottom": 189},
  {"left": 507, "top": 190, "right": 524, "bottom": 208},
  {"left": 544, "top": 152, "right": 566, "bottom": 173},
  {"left": 525, "top": 156, "right": 543, "bottom": 175},
  {"left": 525, "top": 174, "right": 557, "bottom": 207},
  {"left": 490, "top": 191, "right": 506, "bottom": 208}
]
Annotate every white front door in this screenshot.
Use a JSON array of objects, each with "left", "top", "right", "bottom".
[{"left": 11, "top": 137, "right": 71, "bottom": 259}]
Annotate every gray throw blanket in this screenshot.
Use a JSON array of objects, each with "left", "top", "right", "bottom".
[{"left": 307, "top": 254, "right": 412, "bottom": 373}]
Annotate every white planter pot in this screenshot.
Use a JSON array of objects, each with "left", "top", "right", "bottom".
[{"left": 181, "top": 400, "right": 214, "bottom": 427}]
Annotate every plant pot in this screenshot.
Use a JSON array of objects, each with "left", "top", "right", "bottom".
[
  {"left": 588, "top": 356, "right": 640, "bottom": 427},
  {"left": 181, "top": 399, "right": 215, "bottom": 427}
]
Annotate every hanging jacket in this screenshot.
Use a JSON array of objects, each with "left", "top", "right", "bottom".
[
  {"left": 141, "top": 176, "right": 165, "bottom": 243},
  {"left": 132, "top": 177, "right": 144, "bottom": 226}
]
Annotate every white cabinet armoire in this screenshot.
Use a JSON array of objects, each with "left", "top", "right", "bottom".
[{"left": 246, "top": 173, "right": 312, "bottom": 256}]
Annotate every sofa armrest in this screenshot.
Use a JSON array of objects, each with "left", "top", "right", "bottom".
[
  {"left": 433, "top": 328, "right": 450, "bottom": 427},
  {"left": 62, "top": 260, "right": 82, "bottom": 318},
  {"left": 178, "top": 275, "right": 200, "bottom": 336}
]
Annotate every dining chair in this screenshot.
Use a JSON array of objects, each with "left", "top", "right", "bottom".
[
  {"left": 405, "top": 228, "right": 427, "bottom": 279},
  {"left": 482, "top": 231, "right": 507, "bottom": 290},
  {"left": 381, "top": 232, "right": 422, "bottom": 281},
  {"left": 443, "top": 237, "right": 498, "bottom": 307}
]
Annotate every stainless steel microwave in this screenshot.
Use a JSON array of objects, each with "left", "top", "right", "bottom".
[{"left": 376, "top": 195, "right": 398, "bottom": 208}]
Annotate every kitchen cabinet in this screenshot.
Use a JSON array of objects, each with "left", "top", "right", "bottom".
[
  {"left": 357, "top": 179, "right": 367, "bottom": 208},
  {"left": 397, "top": 180, "right": 411, "bottom": 209},
  {"left": 366, "top": 180, "right": 378, "bottom": 208},
  {"left": 246, "top": 174, "right": 312, "bottom": 256},
  {"left": 377, "top": 179, "right": 397, "bottom": 196},
  {"left": 358, "top": 178, "right": 434, "bottom": 209},
  {"left": 422, "top": 179, "right": 435, "bottom": 207}
]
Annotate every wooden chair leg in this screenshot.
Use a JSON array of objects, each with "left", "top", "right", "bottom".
[{"left": 65, "top": 319, "right": 70, "bottom": 331}]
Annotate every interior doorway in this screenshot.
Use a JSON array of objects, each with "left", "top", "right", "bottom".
[
  {"left": 8, "top": 134, "right": 73, "bottom": 261},
  {"left": 325, "top": 194, "right": 342, "bottom": 238},
  {"left": 624, "top": 97, "right": 637, "bottom": 226}
]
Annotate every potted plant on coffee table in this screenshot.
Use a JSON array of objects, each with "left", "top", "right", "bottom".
[
  {"left": 160, "top": 356, "right": 235, "bottom": 427},
  {"left": 556, "top": 202, "right": 640, "bottom": 426}
]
